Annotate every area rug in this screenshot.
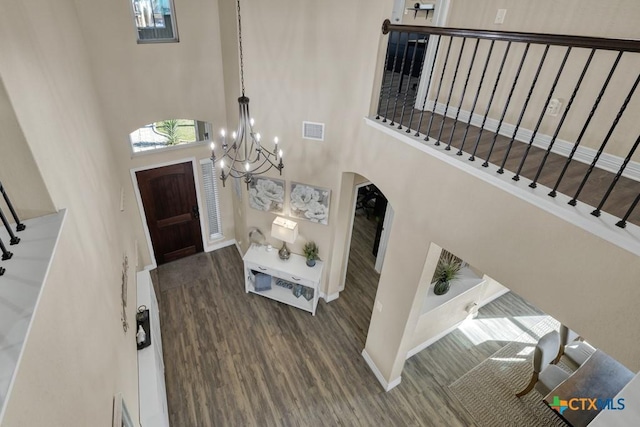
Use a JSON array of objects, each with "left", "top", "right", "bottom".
[{"left": 449, "top": 317, "right": 572, "bottom": 427}]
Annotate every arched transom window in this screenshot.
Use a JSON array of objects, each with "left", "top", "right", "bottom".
[{"left": 129, "top": 119, "right": 211, "bottom": 154}]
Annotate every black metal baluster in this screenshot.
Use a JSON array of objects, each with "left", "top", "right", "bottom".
[
  {"left": 532, "top": 49, "right": 595, "bottom": 189},
  {"left": 406, "top": 35, "right": 430, "bottom": 135},
  {"left": 0, "top": 236, "right": 8, "bottom": 274},
  {"left": 0, "top": 181, "right": 25, "bottom": 231},
  {"left": 616, "top": 192, "right": 640, "bottom": 228},
  {"left": 592, "top": 134, "right": 640, "bottom": 217},
  {"left": 376, "top": 30, "right": 394, "bottom": 120},
  {"left": 382, "top": 32, "right": 403, "bottom": 123},
  {"left": 0, "top": 207, "right": 20, "bottom": 244},
  {"left": 415, "top": 35, "right": 442, "bottom": 137},
  {"left": 461, "top": 40, "right": 494, "bottom": 157},
  {"left": 471, "top": 41, "right": 511, "bottom": 162},
  {"left": 549, "top": 51, "right": 623, "bottom": 197},
  {"left": 398, "top": 34, "right": 426, "bottom": 130},
  {"left": 437, "top": 38, "right": 467, "bottom": 147},
  {"left": 426, "top": 36, "right": 454, "bottom": 142},
  {"left": 390, "top": 33, "right": 411, "bottom": 127},
  {"left": 483, "top": 43, "right": 529, "bottom": 167},
  {"left": 513, "top": 46, "right": 571, "bottom": 181},
  {"left": 497, "top": 44, "right": 550, "bottom": 174},
  {"left": 447, "top": 38, "right": 480, "bottom": 151},
  {"left": 0, "top": 237, "right": 12, "bottom": 261},
  {"left": 568, "top": 73, "right": 640, "bottom": 206}
]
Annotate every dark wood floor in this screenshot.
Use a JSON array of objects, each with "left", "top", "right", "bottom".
[
  {"left": 378, "top": 74, "right": 640, "bottom": 227},
  {"left": 154, "top": 212, "right": 548, "bottom": 426}
]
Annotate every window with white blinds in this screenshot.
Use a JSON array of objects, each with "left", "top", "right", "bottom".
[{"left": 200, "top": 159, "right": 223, "bottom": 240}]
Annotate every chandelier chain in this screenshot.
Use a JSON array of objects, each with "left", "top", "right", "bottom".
[{"left": 237, "top": 0, "right": 245, "bottom": 96}]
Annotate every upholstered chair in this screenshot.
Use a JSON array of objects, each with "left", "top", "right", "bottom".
[
  {"left": 556, "top": 324, "right": 596, "bottom": 366},
  {"left": 516, "top": 330, "right": 571, "bottom": 397}
]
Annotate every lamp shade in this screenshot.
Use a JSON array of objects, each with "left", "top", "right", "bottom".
[{"left": 271, "top": 217, "right": 298, "bottom": 244}]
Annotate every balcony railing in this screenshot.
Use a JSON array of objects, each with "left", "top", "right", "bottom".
[
  {"left": 375, "top": 20, "right": 640, "bottom": 228},
  {"left": 0, "top": 181, "right": 26, "bottom": 276}
]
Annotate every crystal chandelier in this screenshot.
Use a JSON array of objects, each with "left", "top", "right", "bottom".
[{"left": 210, "top": 0, "right": 283, "bottom": 188}]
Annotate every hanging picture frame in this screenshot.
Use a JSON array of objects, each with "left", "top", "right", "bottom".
[
  {"left": 289, "top": 182, "right": 331, "bottom": 225},
  {"left": 248, "top": 177, "right": 285, "bottom": 214}
]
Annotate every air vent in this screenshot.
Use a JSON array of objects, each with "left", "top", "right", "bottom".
[{"left": 302, "top": 121, "right": 325, "bottom": 141}]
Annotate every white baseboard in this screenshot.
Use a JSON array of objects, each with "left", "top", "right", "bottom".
[
  {"left": 478, "top": 288, "right": 510, "bottom": 309},
  {"left": 404, "top": 289, "right": 510, "bottom": 359},
  {"left": 234, "top": 241, "right": 244, "bottom": 257},
  {"left": 405, "top": 320, "right": 464, "bottom": 359},
  {"left": 205, "top": 238, "right": 236, "bottom": 253},
  {"left": 424, "top": 101, "right": 640, "bottom": 181},
  {"left": 320, "top": 291, "right": 340, "bottom": 302},
  {"left": 361, "top": 349, "right": 402, "bottom": 392}
]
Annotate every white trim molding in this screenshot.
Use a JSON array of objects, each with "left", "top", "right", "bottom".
[
  {"left": 234, "top": 241, "right": 244, "bottom": 257},
  {"left": 405, "top": 321, "right": 464, "bottom": 359},
  {"left": 205, "top": 238, "right": 236, "bottom": 253},
  {"left": 319, "top": 291, "right": 340, "bottom": 303},
  {"left": 361, "top": 349, "right": 402, "bottom": 392},
  {"left": 478, "top": 288, "right": 510, "bottom": 308}
]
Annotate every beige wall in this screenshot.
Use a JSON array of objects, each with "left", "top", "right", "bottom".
[
  {"left": 349, "top": 122, "right": 640, "bottom": 381},
  {"left": 0, "top": 77, "right": 55, "bottom": 220},
  {"left": 399, "top": 0, "right": 640, "bottom": 160},
  {"left": 448, "top": 0, "right": 640, "bottom": 38},
  {"left": 409, "top": 285, "right": 484, "bottom": 352},
  {"left": 0, "top": 0, "right": 138, "bottom": 425},
  {"left": 233, "top": 0, "right": 640, "bottom": 385},
  {"left": 1, "top": 1, "right": 639, "bottom": 424},
  {"left": 408, "top": 272, "right": 508, "bottom": 353},
  {"left": 230, "top": 0, "right": 389, "bottom": 279},
  {"left": 73, "top": 0, "right": 235, "bottom": 267}
]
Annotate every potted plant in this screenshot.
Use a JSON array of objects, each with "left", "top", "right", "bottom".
[
  {"left": 303, "top": 241, "right": 319, "bottom": 267},
  {"left": 433, "top": 251, "right": 462, "bottom": 295}
]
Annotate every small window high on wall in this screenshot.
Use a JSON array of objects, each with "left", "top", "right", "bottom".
[
  {"left": 131, "top": 0, "right": 178, "bottom": 43},
  {"left": 129, "top": 119, "right": 211, "bottom": 154}
]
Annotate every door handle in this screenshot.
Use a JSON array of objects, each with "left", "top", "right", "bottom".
[{"left": 192, "top": 205, "right": 199, "bottom": 219}]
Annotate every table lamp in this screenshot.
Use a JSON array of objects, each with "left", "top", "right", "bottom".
[{"left": 271, "top": 217, "right": 298, "bottom": 260}]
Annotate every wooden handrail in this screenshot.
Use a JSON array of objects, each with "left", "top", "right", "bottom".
[{"left": 381, "top": 20, "right": 640, "bottom": 53}]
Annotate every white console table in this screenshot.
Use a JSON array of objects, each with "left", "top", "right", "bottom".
[{"left": 243, "top": 244, "right": 323, "bottom": 315}]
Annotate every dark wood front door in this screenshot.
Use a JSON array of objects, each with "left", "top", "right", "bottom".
[{"left": 136, "top": 162, "right": 204, "bottom": 265}]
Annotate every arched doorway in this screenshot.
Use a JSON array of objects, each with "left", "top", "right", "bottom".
[{"left": 330, "top": 172, "right": 395, "bottom": 347}]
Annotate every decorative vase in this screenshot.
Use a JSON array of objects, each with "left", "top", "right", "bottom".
[
  {"left": 434, "top": 279, "right": 451, "bottom": 295},
  {"left": 278, "top": 242, "right": 291, "bottom": 260},
  {"left": 306, "top": 258, "right": 316, "bottom": 267}
]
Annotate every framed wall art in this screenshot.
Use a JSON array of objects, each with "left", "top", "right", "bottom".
[
  {"left": 289, "top": 182, "right": 331, "bottom": 225},
  {"left": 248, "top": 177, "right": 285, "bottom": 214}
]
